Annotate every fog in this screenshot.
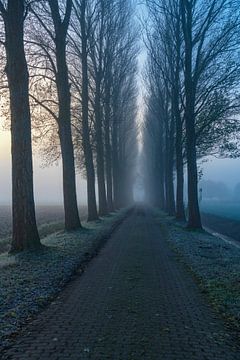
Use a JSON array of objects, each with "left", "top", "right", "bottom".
[
  {"left": 1, "top": 127, "right": 240, "bottom": 206},
  {"left": 0, "top": 129, "right": 88, "bottom": 206},
  {"left": 201, "top": 157, "right": 240, "bottom": 191}
]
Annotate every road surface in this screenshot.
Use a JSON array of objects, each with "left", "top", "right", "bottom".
[{"left": 2, "top": 207, "right": 240, "bottom": 359}]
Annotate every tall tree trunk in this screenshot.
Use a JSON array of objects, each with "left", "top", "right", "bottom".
[
  {"left": 162, "top": 142, "right": 167, "bottom": 211},
  {"left": 104, "top": 77, "right": 114, "bottom": 212},
  {"left": 173, "top": 83, "right": 185, "bottom": 221},
  {"left": 155, "top": 138, "right": 165, "bottom": 209},
  {"left": 175, "top": 125, "right": 185, "bottom": 220},
  {"left": 181, "top": 0, "right": 202, "bottom": 229},
  {"left": 49, "top": 0, "right": 81, "bottom": 230},
  {"left": 4, "top": 0, "right": 40, "bottom": 252},
  {"left": 117, "top": 149, "right": 125, "bottom": 208},
  {"left": 80, "top": 0, "right": 98, "bottom": 221},
  {"left": 164, "top": 122, "right": 175, "bottom": 215},
  {"left": 185, "top": 106, "right": 201, "bottom": 228},
  {"left": 166, "top": 117, "right": 175, "bottom": 216},
  {"left": 95, "top": 78, "right": 108, "bottom": 216},
  {"left": 173, "top": 15, "right": 186, "bottom": 221},
  {"left": 58, "top": 120, "right": 81, "bottom": 230},
  {"left": 56, "top": 39, "right": 81, "bottom": 230},
  {"left": 112, "top": 117, "right": 120, "bottom": 208}
]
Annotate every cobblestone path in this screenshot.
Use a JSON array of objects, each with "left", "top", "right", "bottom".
[{"left": 2, "top": 208, "right": 240, "bottom": 359}]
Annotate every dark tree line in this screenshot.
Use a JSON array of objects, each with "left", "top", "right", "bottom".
[
  {"left": 0, "top": 0, "right": 138, "bottom": 252},
  {"left": 2, "top": 0, "right": 240, "bottom": 250},
  {"left": 143, "top": 0, "right": 240, "bottom": 229}
]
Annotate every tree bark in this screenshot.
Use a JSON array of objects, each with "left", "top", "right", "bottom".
[
  {"left": 95, "top": 77, "right": 108, "bottom": 216},
  {"left": 181, "top": 0, "right": 202, "bottom": 228},
  {"left": 49, "top": 0, "right": 81, "bottom": 230},
  {"left": 173, "top": 80, "right": 185, "bottom": 221},
  {"left": 80, "top": 0, "right": 98, "bottom": 221},
  {"left": 155, "top": 134, "right": 165, "bottom": 209},
  {"left": 112, "top": 115, "right": 120, "bottom": 209},
  {"left": 104, "top": 75, "right": 114, "bottom": 212},
  {"left": 3, "top": 0, "right": 41, "bottom": 252},
  {"left": 167, "top": 121, "right": 176, "bottom": 216},
  {"left": 175, "top": 119, "right": 185, "bottom": 220},
  {"left": 164, "top": 110, "right": 175, "bottom": 216},
  {"left": 173, "top": 13, "right": 186, "bottom": 221}
]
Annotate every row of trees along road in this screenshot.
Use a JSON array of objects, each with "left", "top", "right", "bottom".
[
  {"left": 143, "top": 0, "right": 240, "bottom": 229},
  {"left": 0, "top": 0, "right": 138, "bottom": 252}
]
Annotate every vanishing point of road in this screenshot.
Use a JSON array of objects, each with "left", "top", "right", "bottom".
[{"left": 2, "top": 207, "right": 240, "bottom": 359}]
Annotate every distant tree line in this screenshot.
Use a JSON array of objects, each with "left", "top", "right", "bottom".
[
  {"left": 199, "top": 180, "right": 230, "bottom": 200},
  {"left": 143, "top": 0, "right": 240, "bottom": 229},
  {"left": 0, "top": 0, "right": 138, "bottom": 252},
  {"left": 200, "top": 180, "right": 240, "bottom": 201}
]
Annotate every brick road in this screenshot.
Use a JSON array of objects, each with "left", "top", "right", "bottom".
[{"left": 2, "top": 207, "right": 240, "bottom": 359}]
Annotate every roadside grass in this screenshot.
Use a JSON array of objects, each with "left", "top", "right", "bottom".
[
  {"left": 0, "top": 209, "right": 129, "bottom": 348},
  {"left": 154, "top": 210, "right": 240, "bottom": 332},
  {"left": 0, "top": 222, "right": 65, "bottom": 254},
  {"left": 0, "top": 205, "right": 88, "bottom": 254}
]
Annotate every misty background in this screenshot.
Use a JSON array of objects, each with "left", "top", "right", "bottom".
[
  {"left": 1, "top": 128, "right": 240, "bottom": 206},
  {"left": 1, "top": 0, "right": 240, "bottom": 209},
  {"left": 0, "top": 128, "right": 88, "bottom": 205}
]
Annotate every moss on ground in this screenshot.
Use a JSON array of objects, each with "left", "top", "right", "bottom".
[{"left": 154, "top": 210, "right": 240, "bottom": 333}]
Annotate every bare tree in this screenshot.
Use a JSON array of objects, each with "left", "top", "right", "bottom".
[
  {"left": 144, "top": 0, "right": 240, "bottom": 227},
  {"left": 30, "top": 0, "right": 81, "bottom": 230},
  {"left": 102, "top": 0, "right": 138, "bottom": 210},
  {"left": 144, "top": 3, "right": 176, "bottom": 215},
  {"left": 71, "top": 0, "right": 98, "bottom": 221},
  {"left": 180, "top": 0, "right": 240, "bottom": 228},
  {"left": 110, "top": 35, "right": 139, "bottom": 207},
  {"left": 88, "top": 0, "right": 108, "bottom": 216},
  {"left": 0, "top": 0, "right": 41, "bottom": 252}
]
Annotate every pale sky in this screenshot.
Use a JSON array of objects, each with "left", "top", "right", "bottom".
[
  {"left": 201, "top": 157, "right": 240, "bottom": 189},
  {"left": 0, "top": 128, "right": 88, "bottom": 206},
  {"left": 1, "top": 125, "right": 240, "bottom": 205}
]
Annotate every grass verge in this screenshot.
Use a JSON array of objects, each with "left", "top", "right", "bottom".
[
  {"left": 0, "top": 208, "right": 130, "bottom": 348},
  {"left": 154, "top": 210, "right": 240, "bottom": 334},
  {"left": 0, "top": 222, "right": 65, "bottom": 254}
]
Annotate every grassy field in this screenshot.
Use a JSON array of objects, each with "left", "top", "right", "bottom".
[
  {"left": 0, "top": 205, "right": 87, "bottom": 253},
  {"left": 200, "top": 200, "right": 240, "bottom": 221}
]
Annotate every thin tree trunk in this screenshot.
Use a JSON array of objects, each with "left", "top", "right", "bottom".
[
  {"left": 56, "top": 40, "right": 81, "bottom": 230},
  {"left": 58, "top": 120, "right": 81, "bottom": 230},
  {"left": 155, "top": 138, "right": 165, "bottom": 209},
  {"left": 95, "top": 78, "right": 108, "bottom": 216},
  {"left": 104, "top": 77, "right": 114, "bottom": 212},
  {"left": 80, "top": 0, "right": 98, "bottom": 221},
  {"left": 175, "top": 130, "right": 185, "bottom": 220},
  {"left": 49, "top": 0, "right": 81, "bottom": 230},
  {"left": 185, "top": 108, "right": 201, "bottom": 228},
  {"left": 4, "top": 0, "right": 40, "bottom": 252},
  {"left": 164, "top": 128, "right": 175, "bottom": 214},
  {"left": 166, "top": 116, "right": 175, "bottom": 216},
  {"left": 117, "top": 149, "right": 125, "bottom": 208},
  {"left": 173, "top": 83, "right": 185, "bottom": 220},
  {"left": 112, "top": 117, "right": 120, "bottom": 209},
  {"left": 162, "top": 141, "right": 167, "bottom": 211},
  {"left": 173, "top": 15, "right": 186, "bottom": 221},
  {"left": 181, "top": 0, "right": 202, "bottom": 229}
]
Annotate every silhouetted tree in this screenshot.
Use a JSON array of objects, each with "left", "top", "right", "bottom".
[
  {"left": 30, "top": 0, "right": 81, "bottom": 230},
  {"left": 0, "top": 0, "right": 41, "bottom": 252},
  {"left": 144, "top": 0, "right": 240, "bottom": 228},
  {"left": 71, "top": 0, "right": 98, "bottom": 221},
  {"left": 180, "top": 0, "right": 240, "bottom": 228}
]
